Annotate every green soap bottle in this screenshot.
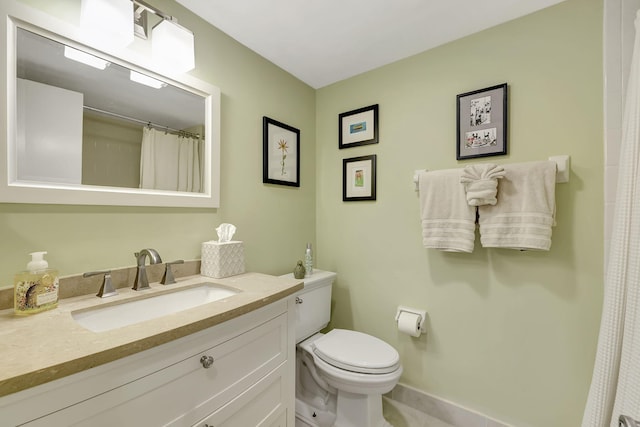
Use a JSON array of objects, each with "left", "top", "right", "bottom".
[{"left": 14, "top": 251, "right": 59, "bottom": 315}]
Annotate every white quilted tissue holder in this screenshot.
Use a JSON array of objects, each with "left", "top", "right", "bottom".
[{"left": 201, "top": 241, "right": 245, "bottom": 279}]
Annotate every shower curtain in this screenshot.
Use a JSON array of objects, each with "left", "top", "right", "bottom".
[
  {"left": 582, "top": 10, "right": 640, "bottom": 427},
  {"left": 139, "top": 127, "right": 203, "bottom": 192}
]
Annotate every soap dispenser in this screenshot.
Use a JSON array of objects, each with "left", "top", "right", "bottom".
[
  {"left": 14, "top": 251, "right": 59, "bottom": 315},
  {"left": 304, "top": 243, "right": 313, "bottom": 277}
]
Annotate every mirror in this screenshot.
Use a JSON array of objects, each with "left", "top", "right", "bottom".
[{"left": 1, "top": 13, "right": 220, "bottom": 208}]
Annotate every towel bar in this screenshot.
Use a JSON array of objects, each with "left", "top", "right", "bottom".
[
  {"left": 549, "top": 155, "right": 570, "bottom": 183},
  {"left": 413, "top": 155, "right": 571, "bottom": 192}
]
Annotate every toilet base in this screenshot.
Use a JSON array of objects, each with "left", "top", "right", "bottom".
[
  {"left": 295, "top": 397, "right": 336, "bottom": 427},
  {"left": 334, "top": 389, "right": 391, "bottom": 427},
  {"left": 296, "top": 395, "right": 392, "bottom": 427}
]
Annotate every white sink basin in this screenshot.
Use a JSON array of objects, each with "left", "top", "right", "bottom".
[{"left": 72, "top": 283, "right": 239, "bottom": 332}]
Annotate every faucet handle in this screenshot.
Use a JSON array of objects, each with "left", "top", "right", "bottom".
[
  {"left": 161, "top": 260, "right": 184, "bottom": 285},
  {"left": 83, "top": 270, "right": 117, "bottom": 298}
]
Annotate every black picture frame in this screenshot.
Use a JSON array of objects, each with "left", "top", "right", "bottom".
[
  {"left": 339, "top": 104, "right": 379, "bottom": 149},
  {"left": 263, "top": 116, "right": 300, "bottom": 187},
  {"left": 456, "top": 83, "right": 508, "bottom": 160},
  {"left": 343, "top": 155, "right": 377, "bottom": 201}
]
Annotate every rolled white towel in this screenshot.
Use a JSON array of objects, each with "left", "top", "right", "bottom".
[
  {"left": 460, "top": 163, "right": 505, "bottom": 206},
  {"left": 465, "top": 179, "right": 499, "bottom": 206}
]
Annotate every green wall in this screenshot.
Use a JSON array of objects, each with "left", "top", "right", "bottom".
[
  {"left": 316, "top": 0, "right": 603, "bottom": 425},
  {"left": 2, "top": 0, "right": 605, "bottom": 426},
  {"left": 0, "top": 0, "right": 316, "bottom": 286},
  {"left": 82, "top": 114, "right": 142, "bottom": 188}
]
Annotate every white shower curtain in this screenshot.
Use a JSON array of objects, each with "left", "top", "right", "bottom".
[
  {"left": 139, "top": 127, "right": 203, "bottom": 192},
  {"left": 582, "top": 10, "right": 640, "bottom": 427}
]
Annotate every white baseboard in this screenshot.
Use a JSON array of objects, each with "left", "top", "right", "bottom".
[{"left": 386, "top": 383, "right": 512, "bottom": 427}]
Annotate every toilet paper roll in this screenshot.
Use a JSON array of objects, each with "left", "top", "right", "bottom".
[{"left": 397, "top": 311, "right": 422, "bottom": 337}]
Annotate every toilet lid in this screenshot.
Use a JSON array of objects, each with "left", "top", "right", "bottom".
[{"left": 312, "top": 329, "right": 400, "bottom": 374}]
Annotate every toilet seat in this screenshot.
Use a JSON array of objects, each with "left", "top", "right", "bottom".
[{"left": 312, "top": 329, "right": 400, "bottom": 374}]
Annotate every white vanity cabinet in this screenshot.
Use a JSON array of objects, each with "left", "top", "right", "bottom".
[{"left": 0, "top": 298, "right": 295, "bottom": 427}]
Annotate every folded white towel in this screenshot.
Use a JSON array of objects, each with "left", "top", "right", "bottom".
[
  {"left": 460, "top": 163, "right": 505, "bottom": 206},
  {"left": 478, "top": 161, "right": 556, "bottom": 250},
  {"left": 418, "top": 169, "right": 477, "bottom": 253}
]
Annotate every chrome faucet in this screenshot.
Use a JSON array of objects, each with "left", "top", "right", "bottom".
[{"left": 132, "top": 248, "right": 162, "bottom": 291}]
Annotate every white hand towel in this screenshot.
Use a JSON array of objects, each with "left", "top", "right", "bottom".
[
  {"left": 478, "top": 161, "right": 556, "bottom": 250},
  {"left": 418, "top": 169, "right": 477, "bottom": 253},
  {"left": 460, "top": 163, "right": 505, "bottom": 206}
]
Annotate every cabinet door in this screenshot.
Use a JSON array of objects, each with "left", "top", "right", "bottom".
[
  {"left": 192, "top": 367, "right": 286, "bottom": 427},
  {"left": 17, "top": 78, "right": 83, "bottom": 184},
  {"left": 23, "top": 313, "right": 287, "bottom": 427},
  {"left": 267, "top": 411, "right": 287, "bottom": 427}
]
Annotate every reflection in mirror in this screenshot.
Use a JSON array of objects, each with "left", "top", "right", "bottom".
[{"left": 16, "top": 27, "right": 206, "bottom": 194}]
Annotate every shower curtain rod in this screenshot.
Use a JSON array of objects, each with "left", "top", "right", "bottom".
[{"left": 83, "top": 105, "right": 202, "bottom": 139}]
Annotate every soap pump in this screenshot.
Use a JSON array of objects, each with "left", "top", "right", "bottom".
[
  {"left": 28, "top": 251, "right": 49, "bottom": 271},
  {"left": 14, "top": 251, "right": 59, "bottom": 315}
]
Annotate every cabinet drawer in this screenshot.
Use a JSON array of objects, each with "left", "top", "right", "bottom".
[
  {"left": 24, "top": 313, "right": 287, "bottom": 427},
  {"left": 192, "top": 366, "right": 285, "bottom": 427}
]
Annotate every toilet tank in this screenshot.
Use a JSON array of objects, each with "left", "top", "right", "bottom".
[{"left": 280, "top": 270, "right": 336, "bottom": 343}]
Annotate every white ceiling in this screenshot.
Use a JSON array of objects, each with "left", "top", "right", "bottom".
[{"left": 176, "top": 0, "right": 566, "bottom": 89}]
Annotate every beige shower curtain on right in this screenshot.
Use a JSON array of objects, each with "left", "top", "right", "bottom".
[
  {"left": 582, "top": 9, "right": 640, "bottom": 427},
  {"left": 139, "top": 127, "right": 203, "bottom": 192}
]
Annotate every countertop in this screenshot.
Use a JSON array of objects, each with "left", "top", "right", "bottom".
[{"left": 0, "top": 272, "right": 302, "bottom": 398}]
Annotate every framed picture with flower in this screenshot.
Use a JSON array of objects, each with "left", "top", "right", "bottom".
[
  {"left": 263, "top": 116, "right": 300, "bottom": 187},
  {"left": 343, "top": 154, "right": 376, "bottom": 201}
]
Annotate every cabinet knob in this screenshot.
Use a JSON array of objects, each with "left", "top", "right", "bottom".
[
  {"left": 295, "top": 296, "right": 303, "bottom": 304},
  {"left": 200, "top": 355, "right": 214, "bottom": 369}
]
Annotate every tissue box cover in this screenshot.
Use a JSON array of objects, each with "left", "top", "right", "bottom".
[{"left": 201, "top": 241, "right": 245, "bottom": 279}]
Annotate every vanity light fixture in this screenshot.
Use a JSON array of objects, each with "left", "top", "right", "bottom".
[
  {"left": 131, "top": 0, "right": 196, "bottom": 73},
  {"left": 80, "top": 0, "right": 196, "bottom": 73},
  {"left": 80, "top": 0, "right": 134, "bottom": 50},
  {"left": 129, "top": 70, "right": 167, "bottom": 89},
  {"left": 63, "top": 46, "right": 110, "bottom": 70},
  {"left": 151, "top": 18, "right": 195, "bottom": 73}
]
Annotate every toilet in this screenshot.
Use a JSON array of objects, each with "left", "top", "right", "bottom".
[{"left": 282, "top": 270, "right": 402, "bottom": 427}]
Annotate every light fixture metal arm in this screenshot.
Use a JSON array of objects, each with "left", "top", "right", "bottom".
[{"left": 131, "top": 0, "right": 177, "bottom": 23}]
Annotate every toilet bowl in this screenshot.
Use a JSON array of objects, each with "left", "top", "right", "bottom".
[
  {"left": 309, "top": 329, "right": 402, "bottom": 394},
  {"left": 299, "top": 330, "right": 402, "bottom": 427},
  {"left": 282, "top": 270, "right": 402, "bottom": 427}
]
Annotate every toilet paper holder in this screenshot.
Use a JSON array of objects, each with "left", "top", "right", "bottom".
[{"left": 395, "top": 306, "right": 427, "bottom": 335}]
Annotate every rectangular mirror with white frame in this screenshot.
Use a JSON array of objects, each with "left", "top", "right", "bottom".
[{"left": 0, "top": 2, "right": 221, "bottom": 208}]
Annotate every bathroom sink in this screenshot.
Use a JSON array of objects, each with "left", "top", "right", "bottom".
[{"left": 72, "top": 283, "right": 240, "bottom": 332}]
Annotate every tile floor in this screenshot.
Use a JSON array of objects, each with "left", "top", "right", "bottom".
[{"left": 383, "top": 397, "right": 456, "bottom": 427}]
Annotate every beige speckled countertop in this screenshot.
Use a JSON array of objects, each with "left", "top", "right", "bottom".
[{"left": 0, "top": 272, "right": 302, "bottom": 398}]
